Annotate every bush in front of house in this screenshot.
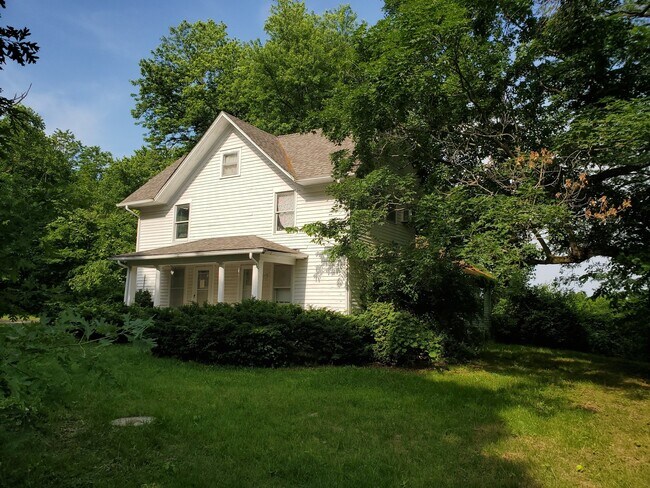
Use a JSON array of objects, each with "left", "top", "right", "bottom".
[
  {"left": 148, "top": 300, "right": 373, "bottom": 367},
  {"left": 359, "top": 302, "right": 443, "bottom": 366}
]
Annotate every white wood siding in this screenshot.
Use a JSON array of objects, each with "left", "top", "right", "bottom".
[{"left": 135, "top": 128, "right": 350, "bottom": 311}]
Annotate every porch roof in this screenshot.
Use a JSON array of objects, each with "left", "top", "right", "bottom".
[{"left": 111, "top": 235, "right": 306, "bottom": 261}]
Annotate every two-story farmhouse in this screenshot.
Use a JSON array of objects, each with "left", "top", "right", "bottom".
[{"left": 111, "top": 112, "right": 411, "bottom": 312}]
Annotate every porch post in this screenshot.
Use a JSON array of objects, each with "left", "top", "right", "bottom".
[
  {"left": 153, "top": 267, "right": 161, "bottom": 307},
  {"left": 217, "top": 263, "right": 225, "bottom": 303},
  {"left": 125, "top": 265, "right": 138, "bottom": 305},
  {"left": 252, "top": 258, "right": 264, "bottom": 299}
]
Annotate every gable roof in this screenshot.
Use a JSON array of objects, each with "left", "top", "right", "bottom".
[
  {"left": 118, "top": 112, "right": 354, "bottom": 207},
  {"left": 226, "top": 114, "right": 294, "bottom": 176},
  {"left": 278, "top": 130, "right": 354, "bottom": 181},
  {"left": 112, "top": 235, "right": 305, "bottom": 260},
  {"left": 120, "top": 154, "right": 187, "bottom": 206}
]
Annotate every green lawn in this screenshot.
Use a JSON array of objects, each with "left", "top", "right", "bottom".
[{"left": 1, "top": 344, "right": 648, "bottom": 487}]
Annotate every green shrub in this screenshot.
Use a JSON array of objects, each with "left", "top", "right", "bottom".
[
  {"left": 492, "top": 285, "right": 649, "bottom": 361},
  {"left": 492, "top": 286, "right": 588, "bottom": 351},
  {"left": 148, "top": 300, "right": 372, "bottom": 367},
  {"left": 134, "top": 289, "right": 154, "bottom": 308},
  {"left": 360, "top": 302, "right": 443, "bottom": 366},
  {"left": 358, "top": 246, "right": 485, "bottom": 359}
]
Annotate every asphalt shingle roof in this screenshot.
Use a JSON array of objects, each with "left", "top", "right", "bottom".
[
  {"left": 119, "top": 113, "right": 354, "bottom": 206},
  {"left": 113, "top": 235, "right": 302, "bottom": 259}
]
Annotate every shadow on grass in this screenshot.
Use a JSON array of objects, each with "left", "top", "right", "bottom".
[
  {"left": 477, "top": 344, "right": 650, "bottom": 401},
  {"left": 1, "top": 347, "right": 544, "bottom": 488}
]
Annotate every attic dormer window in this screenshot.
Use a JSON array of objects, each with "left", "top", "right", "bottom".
[
  {"left": 175, "top": 204, "right": 190, "bottom": 239},
  {"left": 221, "top": 150, "right": 240, "bottom": 177}
]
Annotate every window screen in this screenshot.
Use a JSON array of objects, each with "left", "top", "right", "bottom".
[
  {"left": 275, "top": 191, "right": 295, "bottom": 231},
  {"left": 175, "top": 204, "right": 190, "bottom": 239},
  {"left": 222, "top": 151, "right": 239, "bottom": 176}
]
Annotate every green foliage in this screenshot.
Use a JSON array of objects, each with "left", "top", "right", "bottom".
[
  {"left": 0, "top": 108, "right": 72, "bottom": 316},
  {"left": 132, "top": 1, "right": 359, "bottom": 145},
  {"left": 0, "top": 0, "right": 39, "bottom": 115},
  {"left": 149, "top": 300, "right": 372, "bottom": 367},
  {"left": 317, "top": 0, "right": 649, "bottom": 290},
  {"left": 132, "top": 20, "right": 242, "bottom": 149},
  {"left": 223, "top": 0, "right": 359, "bottom": 135},
  {"left": 134, "top": 289, "right": 154, "bottom": 308},
  {"left": 0, "top": 310, "right": 154, "bottom": 426},
  {"left": 492, "top": 284, "right": 589, "bottom": 351},
  {"left": 355, "top": 245, "right": 486, "bottom": 359},
  {"left": 492, "top": 283, "right": 649, "bottom": 361},
  {"left": 359, "top": 302, "right": 442, "bottom": 366}
]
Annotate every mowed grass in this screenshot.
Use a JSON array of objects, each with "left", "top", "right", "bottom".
[{"left": 1, "top": 344, "right": 648, "bottom": 487}]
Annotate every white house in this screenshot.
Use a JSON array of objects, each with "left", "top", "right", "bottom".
[{"left": 111, "top": 112, "right": 411, "bottom": 312}]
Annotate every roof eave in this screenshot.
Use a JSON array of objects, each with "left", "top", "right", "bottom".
[
  {"left": 116, "top": 199, "right": 156, "bottom": 208},
  {"left": 110, "top": 247, "right": 308, "bottom": 261},
  {"left": 295, "top": 176, "right": 333, "bottom": 185}
]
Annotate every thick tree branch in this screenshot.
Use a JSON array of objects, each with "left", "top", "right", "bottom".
[{"left": 589, "top": 163, "right": 650, "bottom": 185}]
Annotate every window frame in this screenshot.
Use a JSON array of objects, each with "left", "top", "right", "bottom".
[
  {"left": 173, "top": 202, "right": 191, "bottom": 241},
  {"left": 220, "top": 148, "right": 241, "bottom": 178},
  {"left": 274, "top": 190, "right": 296, "bottom": 233}
]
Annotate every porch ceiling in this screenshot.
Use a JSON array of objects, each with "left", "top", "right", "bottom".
[{"left": 111, "top": 235, "right": 307, "bottom": 263}]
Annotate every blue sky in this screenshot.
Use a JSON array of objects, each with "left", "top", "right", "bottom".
[{"left": 0, "top": 0, "right": 384, "bottom": 157}]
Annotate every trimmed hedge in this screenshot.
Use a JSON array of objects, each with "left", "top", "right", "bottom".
[
  {"left": 146, "top": 300, "right": 446, "bottom": 367},
  {"left": 148, "top": 300, "right": 373, "bottom": 367}
]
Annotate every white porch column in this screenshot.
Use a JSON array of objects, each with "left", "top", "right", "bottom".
[
  {"left": 125, "top": 265, "right": 138, "bottom": 305},
  {"left": 252, "top": 258, "right": 264, "bottom": 299},
  {"left": 217, "top": 263, "right": 225, "bottom": 303},
  {"left": 153, "top": 267, "right": 161, "bottom": 307}
]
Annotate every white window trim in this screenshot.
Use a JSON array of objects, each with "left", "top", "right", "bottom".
[
  {"left": 220, "top": 148, "right": 241, "bottom": 178},
  {"left": 173, "top": 201, "right": 191, "bottom": 242},
  {"left": 273, "top": 189, "right": 296, "bottom": 234}
]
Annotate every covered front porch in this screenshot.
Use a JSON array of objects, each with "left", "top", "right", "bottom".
[{"left": 112, "top": 236, "right": 306, "bottom": 307}]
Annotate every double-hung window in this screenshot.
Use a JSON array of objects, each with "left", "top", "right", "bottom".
[
  {"left": 221, "top": 150, "right": 240, "bottom": 177},
  {"left": 175, "top": 204, "right": 190, "bottom": 239},
  {"left": 275, "top": 191, "right": 295, "bottom": 232}
]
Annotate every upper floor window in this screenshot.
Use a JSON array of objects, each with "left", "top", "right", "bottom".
[
  {"left": 221, "top": 150, "right": 240, "bottom": 177},
  {"left": 275, "top": 191, "right": 295, "bottom": 232},
  {"left": 175, "top": 204, "right": 190, "bottom": 239}
]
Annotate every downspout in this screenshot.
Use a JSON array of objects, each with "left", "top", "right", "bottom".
[
  {"left": 124, "top": 205, "right": 138, "bottom": 218},
  {"left": 119, "top": 206, "right": 140, "bottom": 305}
]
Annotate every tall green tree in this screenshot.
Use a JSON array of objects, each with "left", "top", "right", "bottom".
[
  {"left": 42, "top": 147, "right": 174, "bottom": 307},
  {"left": 132, "top": 1, "right": 360, "bottom": 146},
  {"left": 132, "top": 20, "right": 242, "bottom": 150},
  {"left": 0, "top": 108, "right": 71, "bottom": 315},
  {"left": 223, "top": 0, "right": 360, "bottom": 134},
  {"left": 318, "top": 0, "right": 649, "bottom": 285}
]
